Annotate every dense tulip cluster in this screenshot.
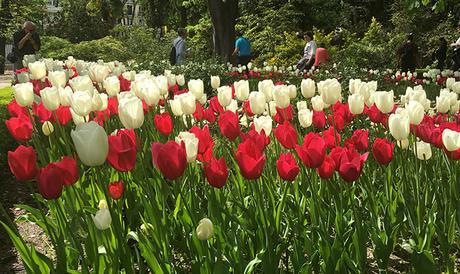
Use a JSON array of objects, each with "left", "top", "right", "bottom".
[{"left": 3, "top": 56, "right": 460, "bottom": 273}]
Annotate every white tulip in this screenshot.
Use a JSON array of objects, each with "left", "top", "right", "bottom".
[
  {"left": 103, "top": 76, "right": 120, "bottom": 97},
  {"left": 397, "top": 139, "right": 409, "bottom": 150},
  {"left": 170, "top": 98, "right": 183, "bottom": 117},
  {"left": 349, "top": 79, "right": 361, "bottom": 94},
  {"left": 298, "top": 108, "right": 313, "bottom": 128},
  {"left": 348, "top": 94, "right": 364, "bottom": 115},
  {"left": 452, "top": 82, "right": 460, "bottom": 94},
  {"left": 249, "top": 92, "right": 266, "bottom": 115},
  {"left": 188, "top": 79, "right": 205, "bottom": 99},
  {"left": 436, "top": 95, "right": 450, "bottom": 113},
  {"left": 217, "top": 86, "right": 232, "bottom": 107},
  {"left": 442, "top": 129, "right": 460, "bottom": 152},
  {"left": 176, "top": 74, "right": 185, "bottom": 86},
  {"left": 122, "top": 71, "right": 136, "bottom": 81},
  {"left": 13, "top": 82, "right": 34, "bottom": 107},
  {"left": 58, "top": 86, "right": 73, "bottom": 107},
  {"left": 388, "top": 113, "right": 410, "bottom": 141},
  {"left": 273, "top": 85, "right": 290, "bottom": 109},
  {"left": 40, "top": 87, "right": 60, "bottom": 111},
  {"left": 41, "top": 121, "right": 54, "bottom": 136},
  {"left": 319, "top": 78, "right": 341, "bottom": 105},
  {"left": 166, "top": 73, "right": 176, "bottom": 86},
  {"left": 48, "top": 70, "right": 67, "bottom": 88},
  {"left": 374, "top": 91, "right": 394, "bottom": 114},
  {"left": 311, "top": 95, "right": 325, "bottom": 112},
  {"left": 88, "top": 64, "right": 109, "bottom": 83},
  {"left": 118, "top": 95, "right": 144, "bottom": 129},
  {"left": 92, "top": 200, "right": 112, "bottom": 230},
  {"left": 234, "top": 80, "right": 249, "bottom": 101},
  {"left": 451, "top": 101, "right": 460, "bottom": 113},
  {"left": 210, "top": 76, "right": 220, "bottom": 89},
  {"left": 414, "top": 141, "right": 432, "bottom": 160},
  {"left": 156, "top": 76, "right": 169, "bottom": 96},
  {"left": 71, "top": 91, "right": 93, "bottom": 117},
  {"left": 196, "top": 218, "right": 213, "bottom": 240},
  {"left": 406, "top": 100, "right": 424, "bottom": 125},
  {"left": 71, "top": 121, "right": 108, "bottom": 166},
  {"left": 253, "top": 115, "right": 272, "bottom": 135},
  {"left": 301, "top": 78, "right": 316, "bottom": 99},
  {"left": 226, "top": 99, "right": 239, "bottom": 113},
  {"left": 134, "top": 78, "right": 160, "bottom": 106},
  {"left": 287, "top": 85, "right": 297, "bottom": 99},
  {"left": 446, "top": 78, "right": 455, "bottom": 90},
  {"left": 296, "top": 101, "right": 308, "bottom": 111},
  {"left": 70, "top": 108, "right": 88, "bottom": 125},
  {"left": 70, "top": 76, "right": 94, "bottom": 95},
  {"left": 199, "top": 93, "right": 207, "bottom": 105},
  {"left": 28, "top": 61, "right": 47, "bottom": 80},
  {"left": 258, "top": 79, "right": 274, "bottom": 101},
  {"left": 175, "top": 132, "right": 199, "bottom": 162},
  {"left": 177, "top": 92, "right": 196, "bottom": 115}
]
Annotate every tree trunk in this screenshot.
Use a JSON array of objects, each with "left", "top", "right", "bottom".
[
  {"left": 207, "top": 0, "right": 238, "bottom": 62},
  {"left": 0, "top": 0, "right": 11, "bottom": 74}
]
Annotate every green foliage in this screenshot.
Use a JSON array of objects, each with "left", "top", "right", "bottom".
[
  {"left": 269, "top": 32, "right": 303, "bottom": 67},
  {"left": 39, "top": 36, "right": 73, "bottom": 58},
  {"left": 186, "top": 17, "right": 213, "bottom": 57}
]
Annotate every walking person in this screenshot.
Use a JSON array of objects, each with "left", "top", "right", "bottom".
[
  {"left": 172, "top": 28, "right": 188, "bottom": 65},
  {"left": 232, "top": 31, "right": 252, "bottom": 67},
  {"left": 11, "top": 21, "right": 41, "bottom": 71}
]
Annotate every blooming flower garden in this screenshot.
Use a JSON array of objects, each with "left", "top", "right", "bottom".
[{"left": 3, "top": 56, "right": 460, "bottom": 273}]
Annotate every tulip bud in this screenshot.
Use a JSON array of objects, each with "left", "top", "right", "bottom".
[
  {"left": 406, "top": 100, "right": 424, "bottom": 125},
  {"left": 92, "top": 200, "right": 112, "bottom": 230},
  {"left": 287, "top": 84, "right": 297, "bottom": 99},
  {"left": 311, "top": 95, "right": 325, "bottom": 112},
  {"left": 41, "top": 121, "right": 54, "bottom": 136},
  {"left": 442, "top": 129, "right": 460, "bottom": 152},
  {"left": 71, "top": 91, "right": 93, "bottom": 117},
  {"left": 88, "top": 64, "right": 109, "bottom": 83},
  {"left": 253, "top": 115, "right": 272, "bottom": 135},
  {"left": 188, "top": 79, "right": 205, "bottom": 99},
  {"left": 414, "top": 141, "right": 432, "bottom": 160},
  {"left": 175, "top": 132, "right": 199, "bottom": 163},
  {"left": 176, "top": 74, "right": 185, "bottom": 86},
  {"left": 13, "top": 82, "right": 34, "bottom": 107},
  {"left": 249, "top": 92, "right": 266, "bottom": 115},
  {"left": 179, "top": 92, "right": 196, "bottom": 115},
  {"left": 436, "top": 95, "right": 450, "bottom": 113},
  {"left": 118, "top": 95, "right": 144, "bottom": 129},
  {"left": 301, "top": 78, "right": 316, "bottom": 99},
  {"left": 104, "top": 75, "right": 121, "bottom": 97},
  {"left": 298, "top": 108, "right": 313, "bottom": 128},
  {"left": 170, "top": 98, "right": 183, "bottom": 117},
  {"left": 70, "top": 76, "right": 94, "bottom": 95},
  {"left": 48, "top": 70, "right": 67, "bottom": 88},
  {"left": 196, "top": 218, "right": 213, "bottom": 240},
  {"left": 234, "top": 80, "right": 249, "bottom": 101},
  {"left": 397, "top": 139, "right": 409, "bottom": 150},
  {"left": 210, "top": 76, "right": 220, "bottom": 89},
  {"left": 166, "top": 73, "right": 176, "bottom": 86},
  {"left": 273, "top": 85, "right": 290, "bottom": 109},
  {"left": 28, "top": 61, "right": 47, "bottom": 80},
  {"left": 71, "top": 121, "right": 109, "bottom": 166},
  {"left": 319, "top": 78, "right": 341, "bottom": 105},
  {"left": 217, "top": 86, "right": 232, "bottom": 107},
  {"left": 348, "top": 94, "right": 364, "bottom": 115},
  {"left": 40, "top": 87, "right": 60, "bottom": 111},
  {"left": 258, "top": 79, "right": 274, "bottom": 101},
  {"left": 156, "top": 76, "right": 169, "bottom": 96},
  {"left": 374, "top": 91, "right": 394, "bottom": 114},
  {"left": 388, "top": 113, "right": 410, "bottom": 141}
]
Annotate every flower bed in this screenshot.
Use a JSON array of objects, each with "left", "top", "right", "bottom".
[{"left": 3, "top": 56, "right": 460, "bottom": 273}]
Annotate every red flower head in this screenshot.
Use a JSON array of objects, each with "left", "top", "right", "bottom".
[
  {"left": 107, "top": 129, "right": 137, "bottom": 172},
  {"left": 190, "top": 125, "right": 214, "bottom": 163},
  {"left": 32, "top": 102, "right": 53, "bottom": 123},
  {"left": 243, "top": 100, "right": 254, "bottom": 116},
  {"left": 204, "top": 157, "right": 228, "bottom": 188},
  {"left": 108, "top": 180, "right": 124, "bottom": 200},
  {"left": 274, "top": 121, "right": 298, "bottom": 149},
  {"left": 276, "top": 153, "right": 300, "bottom": 181},
  {"left": 7, "top": 100, "right": 28, "bottom": 117},
  {"left": 338, "top": 148, "right": 368, "bottom": 183},
  {"left": 56, "top": 106, "right": 72, "bottom": 125},
  {"left": 108, "top": 97, "right": 119, "bottom": 115},
  {"left": 203, "top": 107, "right": 216, "bottom": 123},
  {"left": 119, "top": 75, "right": 131, "bottom": 92},
  {"left": 295, "top": 132, "right": 326, "bottom": 168},
  {"left": 52, "top": 156, "right": 79, "bottom": 186},
  {"left": 322, "top": 126, "right": 341, "bottom": 149},
  {"left": 8, "top": 145, "right": 38, "bottom": 181},
  {"left": 366, "top": 104, "right": 386, "bottom": 125},
  {"left": 329, "top": 146, "right": 345, "bottom": 170},
  {"left": 372, "top": 138, "right": 394, "bottom": 165},
  {"left": 193, "top": 102, "right": 205, "bottom": 121},
  {"left": 327, "top": 113, "right": 345, "bottom": 132},
  {"left": 312, "top": 110, "right": 326, "bottom": 129},
  {"left": 273, "top": 105, "right": 294, "bottom": 124},
  {"left": 6, "top": 115, "right": 33, "bottom": 142},
  {"left": 317, "top": 155, "right": 336, "bottom": 179},
  {"left": 240, "top": 128, "right": 270, "bottom": 151},
  {"left": 37, "top": 164, "right": 65, "bottom": 200},
  {"left": 210, "top": 96, "right": 224, "bottom": 114},
  {"left": 218, "top": 110, "right": 241, "bottom": 141},
  {"left": 236, "top": 139, "right": 266, "bottom": 180},
  {"left": 154, "top": 112, "right": 173, "bottom": 136},
  {"left": 349, "top": 129, "right": 369, "bottom": 152},
  {"left": 151, "top": 141, "right": 187, "bottom": 180}
]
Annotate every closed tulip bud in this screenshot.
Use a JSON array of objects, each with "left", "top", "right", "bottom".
[
  {"left": 176, "top": 74, "right": 185, "bottom": 86},
  {"left": 288, "top": 84, "right": 297, "bottom": 99},
  {"left": 42, "top": 121, "right": 54, "bottom": 136},
  {"left": 397, "top": 139, "right": 409, "bottom": 150},
  {"left": 91, "top": 92, "right": 103, "bottom": 111},
  {"left": 442, "top": 129, "right": 460, "bottom": 152},
  {"left": 70, "top": 76, "right": 94, "bottom": 94},
  {"left": 301, "top": 78, "right": 316, "bottom": 98},
  {"left": 406, "top": 100, "right": 424, "bottom": 125},
  {"left": 414, "top": 141, "right": 432, "bottom": 160},
  {"left": 199, "top": 93, "right": 207, "bottom": 105},
  {"left": 170, "top": 98, "right": 183, "bottom": 116},
  {"left": 156, "top": 76, "right": 169, "bottom": 96},
  {"left": 226, "top": 99, "right": 238, "bottom": 113},
  {"left": 48, "top": 70, "right": 67, "bottom": 88},
  {"left": 374, "top": 90, "right": 394, "bottom": 113},
  {"left": 166, "top": 73, "right": 176, "bottom": 86},
  {"left": 452, "top": 82, "right": 460, "bottom": 94},
  {"left": 118, "top": 96, "right": 144, "bottom": 129},
  {"left": 297, "top": 101, "right": 308, "bottom": 111},
  {"left": 258, "top": 79, "right": 274, "bottom": 101},
  {"left": 28, "top": 61, "right": 47, "bottom": 80},
  {"left": 249, "top": 92, "right": 266, "bottom": 115},
  {"left": 103, "top": 75, "right": 120, "bottom": 97},
  {"left": 349, "top": 79, "right": 361, "bottom": 94},
  {"left": 388, "top": 113, "right": 410, "bottom": 141},
  {"left": 235, "top": 80, "right": 250, "bottom": 101},
  {"left": 188, "top": 79, "right": 205, "bottom": 99},
  {"left": 436, "top": 95, "right": 450, "bottom": 113},
  {"left": 175, "top": 132, "right": 199, "bottom": 163},
  {"left": 446, "top": 77, "right": 455, "bottom": 90},
  {"left": 58, "top": 86, "right": 73, "bottom": 107},
  {"left": 134, "top": 78, "right": 160, "bottom": 106},
  {"left": 71, "top": 121, "right": 109, "bottom": 166},
  {"left": 319, "top": 79, "right": 341, "bottom": 105},
  {"left": 40, "top": 87, "right": 60, "bottom": 111},
  {"left": 348, "top": 93, "right": 364, "bottom": 115},
  {"left": 13, "top": 82, "right": 34, "bottom": 107},
  {"left": 217, "top": 86, "right": 232, "bottom": 108},
  {"left": 92, "top": 201, "right": 112, "bottom": 230},
  {"left": 196, "top": 218, "right": 213, "bottom": 240},
  {"left": 70, "top": 108, "right": 88, "bottom": 125},
  {"left": 210, "top": 76, "right": 220, "bottom": 89},
  {"left": 273, "top": 85, "right": 290, "bottom": 109},
  {"left": 179, "top": 92, "right": 197, "bottom": 115},
  {"left": 88, "top": 64, "right": 109, "bottom": 83},
  {"left": 311, "top": 95, "right": 325, "bottom": 112},
  {"left": 71, "top": 91, "right": 92, "bottom": 117},
  {"left": 298, "top": 108, "right": 313, "bottom": 128},
  {"left": 254, "top": 115, "right": 272, "bottom": 136}
]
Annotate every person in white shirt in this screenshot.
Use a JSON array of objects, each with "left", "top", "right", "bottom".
[
  {"left": 173, "top": 28, "right": 188, "bottom": 65},
  {"left": 450, "top": 22, "right": 460, "bottom": 70},
  {"left": 296, "top": 31, "right": 317, "bottom": 71}
]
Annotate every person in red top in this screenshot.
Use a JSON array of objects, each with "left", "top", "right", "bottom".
[{"left": 314, "top": 43, "right": 329, "bottom": 67}]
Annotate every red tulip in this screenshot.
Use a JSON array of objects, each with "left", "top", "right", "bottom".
[
  {"left": 322, "top": 127, "right": 341, "bottom": 149},
  {"left": 218, "top": 110, "right": 240, "bottom": 141},
  {"left": 444, "top": 147, "right": 460, "bottom": 160},
  {"left": 242, "top": 100, "right": 254, "bottom": 116},
  {"left": 107, "top": 129, "right": 137, "bottom": 172},
  {"left": 203, "top": 107, "right": 216, "bottom": 123},
  {"left": 295, "top": 132, "right": 326, "bottom": 168},
  {"left": 366, "top": 104, "right": 386, "bottom": 125},
  {"left": 5, "top": 115, "right": 33, "bottom": 142},
  {"left": 210, "top": 96, "right": 224, "bottom": 113},
  {"left": 193, "top": 102, "right": 205, "bottom": 121},
  {"left": 204, "top": 157, "right": 228, "bottom": 188},
  {"left": 32, "top": 102, "right": 53, "bottom": 123},
  {"left": 312, "top": 110, "right": 326, "bottom": 129},
  {"left": 8, "top": 145, "right": 38, "bottom": 181},
  {"left": 108, "top": 180, "right": 124, "bottom": 200},
  {"left": 236, "top": 139, "right": 266, "bottom": 180},
  {"left": 154, "top": 112, "right": 173, "bottom": 136},
  {"left": 119, "top": 75, "right": 131, "bottom": 91},
  {"left": 53, "top": 156, "right": 79, "bottom": 185},
  {"left": 349, "top": 129, "right": 369, "bottom": 152},
  {"left": 190, "top": 125, "right": 214, "bottom": 163},
  {"left": 372, "top": 138, "right": 394, "bottom": 165},
  {"left": 329, "top": 146, "right": 345, "bottom": 170},
  {"left": 338, "top": 148, "right": 368, "bottom": 183},
  {"left": 7, "top": 100, "right": 28, "bottom": 117},
  {"left": 151, "top": 141, "right": 187, "bottom": 180},
  {"left": 56, "top": 106, "right": 72, "bottom": 125},
  {"left": 276, "top": 153, "right": 300, "bottom": 181},
  {"left": 327, "top": 113, "right": 345, "bottom": 132},
  {"left": 240, "top": 129, "right": 270, "bottom": 151},
  {"left": 274, "top": 121, "right": 298, "bottom": 149},
  {"left": 317, "top": 155, "right": 336, "bottom": 179},
  {"left": 37, "top": 164, "right": 64, "bottom": 200},
  {"left": 273, "top": 105, "right": 294, "bottom": 124},
  {"left": 108, "top": 97, "right": 119, "bottom": 115}
]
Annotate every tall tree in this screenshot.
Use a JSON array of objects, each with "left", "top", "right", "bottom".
[{"left": 207, "top": 0, "right": 238, "bottom": 61}]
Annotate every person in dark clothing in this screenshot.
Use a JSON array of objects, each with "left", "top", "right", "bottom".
[
  {"left": 13, "top": 21, "right": 41, "bottom": 70},
  {"left": 432, "top": 37, "right": 447, "bottom": 70},
  {"left": 397, "top": 33, "right": 418, "bottom": 72}
]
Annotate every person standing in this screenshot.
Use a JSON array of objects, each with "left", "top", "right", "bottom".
[
  {"left": 173, "top": 28, "right": 188, "bottom": 65},
  {"left": 397, "top": 33, "right": 419, "bottom": 72},
  {"left": 450, "top": 22, "right": 460, "bottom": 70},
  {"left": 432, "top": 37, "right": 447, "bottom": 70},
  {"left": 314, "top": 43, "right": 329, "bottom": 68},
  {"left": 297, "top": 31, "right": 317, "bottom": 71},
  {"left": 232, "top": 31, "right": 252, "bottom": 67},
  {"left": 12, "top": 21, "right": 41, "bottom": 71}
]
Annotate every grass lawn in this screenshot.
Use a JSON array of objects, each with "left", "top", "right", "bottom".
[
  {"left": 0, "top": 86, "right": 13, "bottom": 105},
  {"left": 0, "top": 86, "right": 14, "bottom": 173}
]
